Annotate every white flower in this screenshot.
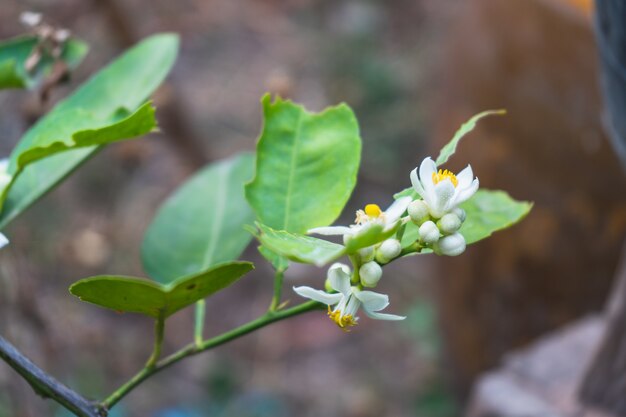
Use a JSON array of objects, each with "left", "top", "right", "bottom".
[
  {"left": 410, "top": 157, "right": 478, "bottom": 218},
  {"left": 0, "top": 159, "right": 11, "bottom": 250},
  {"left": 308, "top": 197, "right": 412, "bottom": 239},
  {"left": 293, "top": 263, "right": 405, "bottom": 330},
  {"left": 0, "top": 159, "right": 11, "bottom": 192},
  {"left": 0, "top": 233, "right": 8, "bottom": 249}
]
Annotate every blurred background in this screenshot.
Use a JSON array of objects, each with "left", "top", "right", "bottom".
[{"left": 1, "top": 0, "right": 625, "bottom": 416}]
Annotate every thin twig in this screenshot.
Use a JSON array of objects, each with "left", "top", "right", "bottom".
[
  {"left": 0, "top": 335, "right": 102, "bottom": 417},
  {"left": 101, "top": 300, "right": 321, "bottom": 410}
]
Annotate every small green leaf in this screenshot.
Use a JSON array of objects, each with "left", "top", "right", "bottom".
[
  {"left": 142, "top": 154, "right": 256, "bottom": 283},
  {"left": 165, "top": 262, "right": 254, "bottom": 315},
  {"left": 394, "top": 187, "right": 418, "bottom": 200},
  {"left": 0, "top": 35, "right": 87, "bottom": 90},
  {"left": 69, "top": 262, "right": 254, "bottom": 318},
  {"left": 245, "top": 94, "right": 361, "bottom": 234},
  {"left": 0, "top": 33, "right": 179, "bottom": 229},
  {"left": 253, "top": 223, "right": 344, "bottom": 266},
  {"left": 459, "top": 189, "right": 532, "bottom": 244},
  {"left": 70, "top": 276, "right": 165, "bottom": 318},
  {"left": 400, "top": 221, "right": 420, "bottom": 248},
  {"left": 343, "top": 223, "right": 399, "bottom": 253},
  {"left": 436, "top": 110, "right": 506, "bottom": 166}
]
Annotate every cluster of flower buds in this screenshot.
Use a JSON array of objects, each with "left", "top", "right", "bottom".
[
  {"left": 406, "top": 157, "right": 479, "bottom": 256},
  {"left": 294, "top": 156, "right": 479, "bottom": 329}
]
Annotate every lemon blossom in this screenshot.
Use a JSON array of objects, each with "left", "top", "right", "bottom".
[
  {"left": 0, "top": 159, "right": 11, "bottom": 249},
  {"left": 410, "top": 157, "right": 478, "bottom": 218},
  {"left": 0, "top": 159, "right": 11, "bottom": 192},
  {"left": 308, "top": 196, "right": 412, "bottom": 239},
  {"left": 293, "top": 263, "right": 405, "bottom": 330}
]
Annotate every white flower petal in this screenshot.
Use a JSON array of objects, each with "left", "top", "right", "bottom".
[
  {"left": 293, "top": 286, "right": 343, "bottom": 305},
  {"left": 384, "top": 196, "right": 412, "bottom": 223},
  {"left": 419, "top": 157, "right": 438, "bottom": 207},
  {"left": 410, "top": 168, "right": 426, "bottom": 198},
  {"left": 419, "top": 157, "right": 437, "bottom": 182},
  {"left": 363, "top": 310, "right": 406, "bottom": 321},
  {"left": 307, "top": 226, "right": 352, "bottom": 236},
  {"left": 0, "top": 233, "right": 9, "bottom": 249},
  {"left": 0, "top": 158, "right": 9, "bottom": 173},
  {"left": 328, "top": 263, "right": 352, "bottom": 295},
  {"left": 353, "top": 290, "right": 389, "bottom": 311},
  {"left": 453, "top": 178, "right": 479, "bottom": 206},
  {"left": 432, "top": 180, "right": 456, "bottom": 217},
  {"left": 456, "top": 165, "right": 474, "bottom": 189}
]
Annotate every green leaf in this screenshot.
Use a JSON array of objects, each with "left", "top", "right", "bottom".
[
  {"left": 253, "top": 223, "right": 344, "bottom": 266},
  {"left": 400, "top": 221, "right": 420, "bottom": 248},
  {"left": 245, "top": 94, "right": 361, "bottom": 234},
  {"left": 394, "top": 187, "right": 418, "bottom": 201},
  {"left": 436, "top": 110, "right": 506, "bottom": 166},
  {"left": 459, "top": 189, "right": 532, "bottom": 245},
  {"left": 343, "top": 223, "right": 399, "bottom": 253},
  {"left": 142, "top": 153, "right": 256, "bottom": 284},
  {"left": 0, "top": 35, "right": 87, "bottom": 90},
  {"left": 69, "top": 262, "right": 254, "bottom": 318},
  {"left": 0, "top": 33, "right": 178, "bottom": 229},
  {"left": 14, "top": 102, "right": 156, "bottom": 169}
]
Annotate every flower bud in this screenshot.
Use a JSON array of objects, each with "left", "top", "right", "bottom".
[
  {"left": 359, "top": 261, "right": 383, "bottom": 287},
  {"left": 433, "top": 233, "right": 466, "bottom": 256},
  {"left": 324, "top": 277, "right": 334, "bottom": 292},
  {"left": 408, "top": 200, "right": 430, "bottom": 225},
  {"left": 419, "top": 220, "right": 440, "bottom": 244},
  {"left": 437, "top": 213, "right": 462, "bottom": 234},
  {"left": 358, "top": 246, "right": 375, "bottom": 263},
  {"left": 376, "top": 239, "right": 402, "bottom": 264},
  {"left": 325, "top": 263, "right": 351, "bottom": 291},
  {"left": 452, "top": 207, "right": 466, "bottom": 222}
]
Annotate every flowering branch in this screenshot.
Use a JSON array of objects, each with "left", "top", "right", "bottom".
[{"left": 100, "top": 300, "right": 321, "bottom": 411}]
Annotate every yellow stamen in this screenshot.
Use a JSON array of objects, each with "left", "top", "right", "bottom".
[
  {"left": 328, "top": 306, "right": 358, "bottom": 331},
  {"left": 364, "top": 204, "right": 382, "bottom": 218},
  {"left": 432, "top": 169, "right": 458, "bottom": 187}
]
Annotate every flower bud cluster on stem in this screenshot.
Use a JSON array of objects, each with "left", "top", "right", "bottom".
[{"left": 297, "top": 156, "right": 479, "bottom": 329}]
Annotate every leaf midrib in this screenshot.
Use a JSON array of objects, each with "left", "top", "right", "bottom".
[
  {"left": 201, "top": 162, "right": 229, "bottom": 269},
  {"left": 282, "top": 111, "right": 304, "bottom": 231}
]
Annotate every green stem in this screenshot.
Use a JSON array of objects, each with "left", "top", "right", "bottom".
[
  {"left": 194, "top": 300, "right": 206, "bottom": 347},
  {"left": 145, "top": 314, "right": 165, "bottom": 368},
  {"left": 349, "top": 254, "right": 361, "bottom": 284},
  {"left": 101, "top": 300, "right": 321, "bottom": 410},
  {"left": 268, "top": 269, "right": 285, "bottom": 311}
]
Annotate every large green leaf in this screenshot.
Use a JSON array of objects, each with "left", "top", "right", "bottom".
[
  {"left": 459, "top": 189, "right": 532, "bottom": 244},
  {"left": 0, "top": 102, "right": 157, "bottom": 210},
  {"left": 69, "top": 262, "right": 254, "bottom": 318},
  {"left": 436, "top": 110, "right": 506, "bottom": 166},
  {"left": 0, "top": 33, "right": 179, "bottom": 229},
  {"left": 252, "top": 223, "right": 344, "bottom": 266},
  {"left": 142, "top": 153, "right": 256, "bottom": 284},
  {"left": 0, "top": 35, "right": 87, "bottom": 90},
  {"left": 245, "top": 94, "right": 361, "bottom": 234}
]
